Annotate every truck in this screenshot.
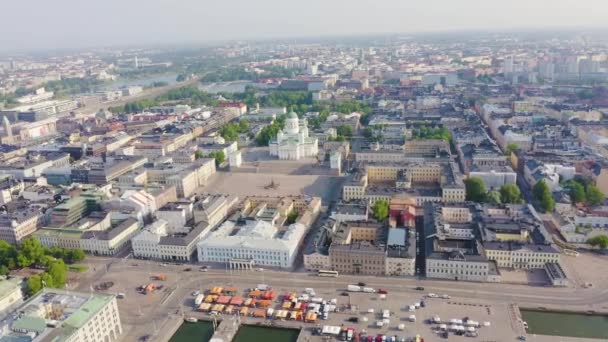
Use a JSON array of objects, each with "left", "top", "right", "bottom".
[
  {"left": 346, "top": 328, "right": 354, "bottom": 341},
  {"left": 144, "top": 283, "right": 156, "bottom": 294},
  {"left": 382, "top": 309, "right": 390, "bottom": 319},
  {"left": 194, "top": 294, "right": 205, "bottom": 306},
  {"left": 347, "top": 285, "right": 361, "bottom": 292},
  {"left": 152, "top": 274, "right": 167, "bottom": 281},
  {"left": 363, "top": 287, "right": 375, "bottom": 293}
]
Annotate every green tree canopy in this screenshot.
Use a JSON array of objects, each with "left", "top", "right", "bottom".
[
  {"left": 256, "top": 116, "right": 286, "bottom": 146},
  {"left": 48, "top": 260, "right": 67, "bottom": 288},
  {"left": 486, "top": 190, "right": 502, "bottom": 204},
  {"left": 372, "top": 200, "right": 389, "bottom": 222},
  {"left": 585, "top": 185, "right": 605, "bottom": 206},
  {"left": 587, "top": 235, "right": 608, "bottom": 249},
  {"left": 67, "top": 249, "right": 85, "bottom": 263},
  {"left": 19, "top": 238, "right": 45, "bottom": 268},
  {"left": 500, "top": 184, "right": 522, "bottom": 204},
  {"left": 238, "top": 119, "right": 250, "bottom": 132},
  {"left": 568, "top": 181, "right": 587, "bottom": 203},
  {"left": 533, "top": 180, "right": 554, "bottom": 212},
  {"left": 1, "top": 239, "right": 85, "bottom": 277},
  {"left": 465, "top": 177, "right": 487, "bottom": 202},
  {"left": 219, "top": 124, "right": 239, "bottom": 141},
  {"left": 0, "top": 265, "right": 9, "bottom": 276},
  {"left": 286, "top": 210, "right": 299, "bottom": 225},
  {"left": 411, "top": 125, "right": 451, "bottom": 142},
  {"left": 336, "top": 125, "right": 353, "bottom": 137},
  {"left": 207, "top": 151, "right": 226, "bottom": 167},
  {"left": 505, "top": 143, "right": 520, "bottom": 156},
  {"left": 0, "top": 241, "right": 18, "bottom": 269},
  {"left": 26, "top": 275, "right": 43, "bottom": 296},
  {"left": 41, "top": 272, "right": 55, "bottom": 288}
]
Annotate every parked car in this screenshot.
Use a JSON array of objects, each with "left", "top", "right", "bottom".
[
  {"left": 415, "top": 286, "right": 425, "bottom": 291},
  {"left": 377, "top": 289, "right": 388, "bottom": 294},
  {"left": 358, "top": 282, "right": 366, "bottom": 287}
]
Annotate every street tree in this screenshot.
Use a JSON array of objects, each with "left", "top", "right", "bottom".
[
  {"left": 586, "top": 185, "right": 605, "bottom": 206},
  {"left": 533, "top": 180, "right": 555, "bottom": 212},
  {"left": 48, "top": 260, "right": 67, "bottom": 288},
  {"left": 568, "top": 181, "right": 586, "bottom": 203},
  {"left": 336, "top": 125, "right": 353, "bottom": 137},
  {"left": 26, "top": 275, "right": 43, "bottom": 296},
  {"left": 587, "top": 235, "right": 608, "bottom": 249},
  {"left": 19, "top": 237, "right": 45, "bottom": 267},
  {"left": 505, "top": 143, "right": 520, "bottom": 156},
  {"left": 486, "top": 190, "right": 502, "bottom": 204},
  {"left": 500, "top": 184, "right": 522, "bottom": 204},
  {"left": 207, "top": 151, "right": 225, "bottom": 167}
]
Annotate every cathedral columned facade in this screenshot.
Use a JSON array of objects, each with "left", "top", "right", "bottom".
[{"left": 269, "top": 112, "right": 318, "bottom": 160}]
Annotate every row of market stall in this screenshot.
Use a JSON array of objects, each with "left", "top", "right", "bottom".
[
  {"left": 196, "top": 303, "right": 319, "bottom": 322},
  {"left": 198, "top": 295, "right": 273, "bottom": 308}
]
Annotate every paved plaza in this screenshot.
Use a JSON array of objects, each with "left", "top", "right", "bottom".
[{"left": 202, "top": 172, "right": 345, "bottom": 204}]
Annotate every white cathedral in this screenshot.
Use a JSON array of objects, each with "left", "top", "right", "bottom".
[{"left": 269, "top": 112, "right": 319, "bottom": 160}]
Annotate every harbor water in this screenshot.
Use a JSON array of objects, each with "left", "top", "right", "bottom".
[
  {"left": 169, "top": 321, "right": 300, "bottom": 342},
  {"left": 520, "top": 309, "right": 608, "bottom": 339},
  {"left": 169, "top": 320, "right": 215, "bottom": 342},
  {"left": 233, "top": 325, "right": 300, "bottom": 342}
]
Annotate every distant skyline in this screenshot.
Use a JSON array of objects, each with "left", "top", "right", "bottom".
[{"left": 2, "top": 0, "right": 608, "bottom": 52}]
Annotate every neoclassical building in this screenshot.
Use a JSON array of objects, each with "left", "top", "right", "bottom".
[{"left": 269, "top": 112, "right": 318, "bottom": 160}]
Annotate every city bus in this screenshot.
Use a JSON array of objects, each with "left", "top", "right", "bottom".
[{"left": 317, "top": 270, "right": 339, "bottom": 277}]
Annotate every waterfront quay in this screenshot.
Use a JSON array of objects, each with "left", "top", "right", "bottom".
[{"left": 76, "top": 257, "right": 608, "bottom": 342}]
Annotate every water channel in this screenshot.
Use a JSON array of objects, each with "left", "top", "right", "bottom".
[{"left": 169, "top": 321, "right": 300, "bottom": 342}]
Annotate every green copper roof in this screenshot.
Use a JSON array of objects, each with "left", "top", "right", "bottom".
[{"left": 63, "top": 295, "right": 112, "bottom": 329}]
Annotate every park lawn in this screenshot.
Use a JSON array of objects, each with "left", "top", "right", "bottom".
[{"left": 68, "top": 264, "right": 89, "bottom": 273}]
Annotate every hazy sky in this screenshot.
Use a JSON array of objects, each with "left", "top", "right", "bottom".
[{"left": 2, "top": 0, "right": 607, "bottom": 51}]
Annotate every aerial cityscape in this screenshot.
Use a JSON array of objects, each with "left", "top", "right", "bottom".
[{"left": 1, "top": 1, "right": 608, "bottom": 342}]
